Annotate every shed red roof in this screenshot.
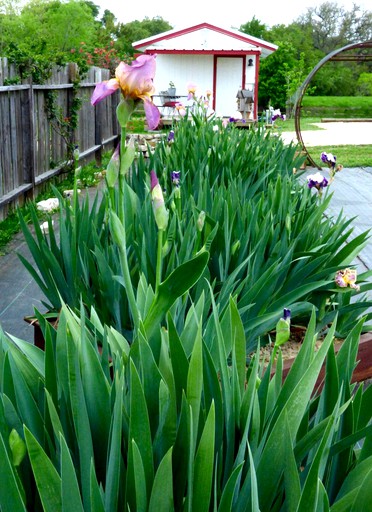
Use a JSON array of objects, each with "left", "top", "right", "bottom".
[{"left": 133, "top": 22, "right": 277, "bottom": 57}]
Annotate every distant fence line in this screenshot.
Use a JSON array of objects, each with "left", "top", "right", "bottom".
[{"left": 0, "top": 59, "right": 120, "bottom": 220}]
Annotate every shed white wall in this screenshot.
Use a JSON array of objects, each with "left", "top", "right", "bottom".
[
  {"left": 154, "top": 54, "right": 214, "bottom": 98},
  {"left": 245, "top": 59, "right": 255, "bottom": 90},
  {"left": 153, "top": 53, "right": 258, "bottom": 118}
]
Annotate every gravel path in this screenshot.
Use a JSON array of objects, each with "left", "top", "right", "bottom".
[{"left": 280, "top": 121, "right": 372, "bottom": 147}]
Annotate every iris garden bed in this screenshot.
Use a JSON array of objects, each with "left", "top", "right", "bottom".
[{"left": 2, "top": 59, "right": 372, "bottom": 510}]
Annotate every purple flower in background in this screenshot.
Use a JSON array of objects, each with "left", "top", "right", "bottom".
[
  {"left": 271, "top": 108, "right": 286, "bottom": 122},
  {"left": 320, "top": 151, "right": 343, "bottom": 180},
  {"left": 171, "top": 170, "right": 181, "bottom": 186},
  {"left": 228, "top": 117, "right": 245, "bottom": 123},
  {"left": 175, "top": 103, "right": 187, "bottom": 117},
  {"left": 283, "top": 308, "right": 291, "bottom": 321},
  {"left": 186, "top": 82, "right": 197, "bottom": 100},
  {"left": 272, "top": 114, "right": 286, "bottom": 122},
  {"left": 167, "top": 130, "right": 175, "bottom": 143},
  {"left": 321, "top": 151, "right": 336, "bottom": 169},
  {"left": 307, "top": 172, "right": 329, "bottom": 191}
]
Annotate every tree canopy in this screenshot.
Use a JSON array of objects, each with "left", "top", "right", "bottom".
[
  {"left": 114, "top": 17, "right": 172, "bottom": 55},
  {"left": 0, "top": 0, "right": 171, "bottom": 81},
  {"left": 240, "top": 1, "right": 372, "bottom": 110}
]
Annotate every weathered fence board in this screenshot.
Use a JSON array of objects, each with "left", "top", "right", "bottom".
[{"left": 0, "top": 62, "right": 119, "bottom": 220}]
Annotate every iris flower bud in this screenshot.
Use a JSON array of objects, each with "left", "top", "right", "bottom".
[
  {"left": 150, "top": 170, "right": 169, "bottom": 230},
  {"left": 197, "top": 211, "right": 206, "bottom": 232},
  {"left": 275, "top": 308, "right": 291, "bottom": 347}
]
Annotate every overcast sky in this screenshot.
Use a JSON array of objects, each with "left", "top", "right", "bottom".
[{"left": 98, "top": 0, "right": 370, "bottom": 31}]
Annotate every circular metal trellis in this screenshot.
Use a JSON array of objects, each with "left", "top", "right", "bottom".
[{"left": 294, "top": 40, "right": 372, "bottom": 169}]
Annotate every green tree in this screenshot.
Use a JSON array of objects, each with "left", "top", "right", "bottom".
[
  {"left": 297, "top": 1, "right": 372, "bottom": 54},
  {"left": 258, "top": 40, "right": 309, "bottom": 112},
  {"left": 0, "top": 0, "right": 22, "bottom": 56},
  {"left": 357, "top": 72, "right": 372, "bottom": 96},
  {"left": 293, "top": 1, "right": 372, "bottom": 96},
  {"left": 0, "top": 0, "right": 98, "bottom": 81},
  {"left": 239, "top": 16, "right": 268, "bottom": 39},
  {"left": 269, "top": 21, "right": 320, "bottom": 65},
  {"left": 82, "top": 0, "right": 100, "bottom": 19},
  {"left": 255, "top": 2, "right": 372, "bottom": 102},
  {"left": 115, "top": 16, "right": 173, "bottom": 56},
  {"left": 21, "top": 0, "right": 96, "bottom": 51},
  {"left": 99, "top": 9, "right": 117, "bottom": 41}
]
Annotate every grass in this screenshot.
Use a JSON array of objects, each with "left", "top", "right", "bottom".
[
  {"left": 275, "top": 117, "right": 323, "bottom": 131},
  {"left": 126, "top": 116, "right": 146, "bottom": 132},
  {"left": 303, "top": 95, "right": 372, "bottom": 110},
  {"left": 0, "top": 209, "right": 25, "bottom": 251},
  {"left": 308, "top": 145, "right": 371, "bottom": 168},
  {"left": 126, "top": 110, "right": 146, "bottom": 133},
  {"left": 301, "top": 96, "right": 372, "bottom": 119}
]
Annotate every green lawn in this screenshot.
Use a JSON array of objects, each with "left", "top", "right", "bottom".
[
  {"left": 279, "top": 117, "right": 323, "bottom": 131},
  {"left": 303, "top": 95, "right": 372, "bottom": 109},
  {"left": 307, "top": 144, "right": 371, "bottom": 168},
  {"left": 301, "top": 95, "right": 372, "bottom": 118}
]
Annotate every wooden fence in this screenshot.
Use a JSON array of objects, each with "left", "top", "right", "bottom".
[{"left": 0, "top": 60, "right": 120, "bottom": 220}]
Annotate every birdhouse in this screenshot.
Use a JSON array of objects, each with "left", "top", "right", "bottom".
[{"left": 236, "top": 89, "right": 254, "bottom": 120}]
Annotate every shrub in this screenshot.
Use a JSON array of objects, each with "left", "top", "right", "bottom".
[{"left": 357, "top": 73, "right": 372, "bottom": 97}]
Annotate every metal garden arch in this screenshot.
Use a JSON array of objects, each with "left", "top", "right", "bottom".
[{"left": 294, "top": 40, "right": 372, "bottom": 169}]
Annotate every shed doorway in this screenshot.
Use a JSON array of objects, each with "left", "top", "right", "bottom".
[{"left": 214, "top": 57, "right": 243, "bottom": 117}]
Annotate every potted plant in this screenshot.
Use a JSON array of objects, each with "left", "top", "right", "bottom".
[{"left": 167, "top": 81, "right": 176, "bottom": 96}]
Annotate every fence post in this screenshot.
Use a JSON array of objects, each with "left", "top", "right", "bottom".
[
  {"left": 68, "top": 63, "right": 78, "bottom": 166},
  {"left": 93, "top": 67, "right": 103, "bottom": 167},
  {"left": 24, "top": 80, "right": 36, "bottom": 198}
]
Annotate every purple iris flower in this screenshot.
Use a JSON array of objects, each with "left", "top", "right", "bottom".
[
  {"left": 321, "top": 151, "right": 336, "bottom": 169},
  {"left": 283, "top": 308, "right": 291, "bottom": 321},
  {"left": 91, "top": 55, "right": 160, "bottom": 131},
  {"left": 307, "top": 172, "right": 329, "bottom": 190},
  {"left": 167, "top": 130, "right": 175, "bottom": 143}
]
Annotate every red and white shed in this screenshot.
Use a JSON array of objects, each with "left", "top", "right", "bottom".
[{"left": 133, "top": 22, "right": 277, "bottom": 120}]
